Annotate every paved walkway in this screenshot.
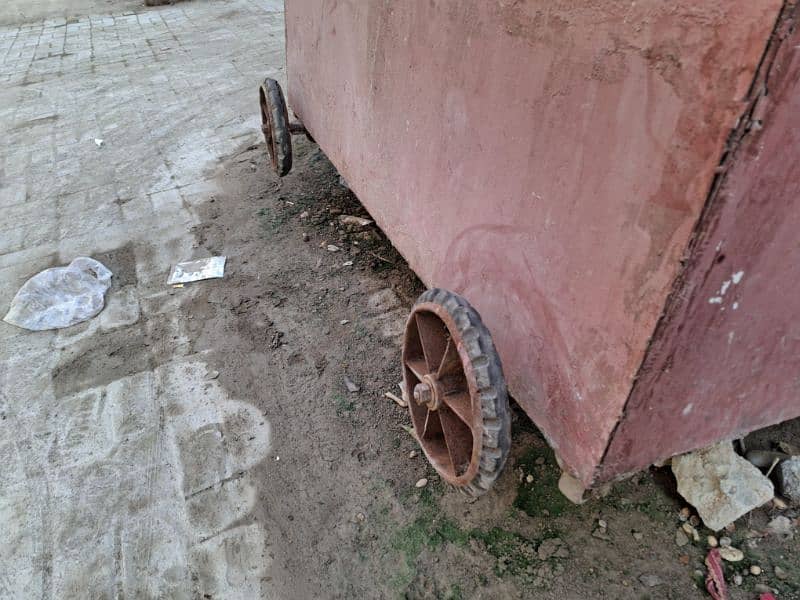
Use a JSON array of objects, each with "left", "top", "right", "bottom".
[{"left": 0, "top": 1, "right": 283, "bottom": 597}]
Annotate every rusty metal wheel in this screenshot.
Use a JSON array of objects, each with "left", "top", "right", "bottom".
[
  {"left": 403, "top": 289, "right": 511, "bottom": 496},
  {"left": 259, "top": 78, "right": 292, "bottom": 176}
]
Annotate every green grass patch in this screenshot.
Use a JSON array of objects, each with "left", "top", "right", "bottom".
[
  {"left": 471, "top": 527, "right": 537, "bottom": 577},
  {"left": 513, "top": 446, "right": 573, "bottom": 518},
  {"left": 388, "top": 486, "right": 471, "bottom": 592}
]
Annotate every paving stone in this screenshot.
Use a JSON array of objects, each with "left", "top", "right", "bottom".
[{"left": 0, "top": 1, "right": 283, "bottom": 597}]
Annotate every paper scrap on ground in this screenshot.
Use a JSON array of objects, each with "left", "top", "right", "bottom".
[
  {"left": 167, "top": 256, "right": 226, "bottom": 284},
  {"left": 3, "top": 257, "right": 113, "bottom": 331}
]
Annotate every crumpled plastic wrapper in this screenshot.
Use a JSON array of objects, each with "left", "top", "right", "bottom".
[{"left": 3, "top": 257, "right": 113, "bottom": 331}]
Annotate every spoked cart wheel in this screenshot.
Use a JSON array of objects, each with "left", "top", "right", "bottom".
[
  {"left": 403, "top": 289, "right": 511, "bottom": 496},
  {"left": 259, "top": 78, "right": 314, "bottom": 177}
]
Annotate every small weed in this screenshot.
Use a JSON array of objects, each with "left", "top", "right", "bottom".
[
  {"left": 334, "top": 395, "right": 356, "bottom": 417},
  {"left": 470, "top": 527, "right": 537, "bottom": 577},
  {"left": 388, "top": 485, "right": 469, "bottom": 592}
]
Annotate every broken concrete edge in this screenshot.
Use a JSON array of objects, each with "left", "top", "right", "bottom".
[
  {"left": 777, "top": 456, "right": 800, "bottom": 505},
  {"left": 671, "top": 441, "right": 774, "bottom": 531}
]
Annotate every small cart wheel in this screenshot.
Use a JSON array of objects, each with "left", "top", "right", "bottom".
[
  {"left": 259, "top": 78, "right": 292, "bottom": 176},
  {"left": 403, "top": 289, "right": 511, "bottom": 496}
]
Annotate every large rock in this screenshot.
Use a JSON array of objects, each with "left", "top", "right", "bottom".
[
  {"left": 672, "top": 442, "right": 774, "bottom": 531},
  {"left": 777, "top": 457, "right": 800, "bottom": 505}
]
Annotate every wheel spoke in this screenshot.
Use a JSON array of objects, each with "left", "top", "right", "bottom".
[
  {"left": 441, "top": 391, "right": 473, "bottom": 429},
  {"left": 439, "top": 407, "right": 473, "bottom": 477},
  {"left": 423, "top": 439, "right": 454, "bottom": 475},
  {"left": 437, "top": 337, "right": 461, "bottom": 378},
  {"left": 415, "top": 312, "right": 449, "bottom": 373},
  {"left": 405, "top": 358, "right": 428, "bottom": 381},
  {"left": 422, "top": 409, "right": 442, "bottom": 439}
]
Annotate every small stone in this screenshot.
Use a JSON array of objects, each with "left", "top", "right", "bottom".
[
  {"left": 342, "top": 260, "right": 354, "bottom": 267},
  {"left": 415, "top": 478, "right": 428, "bottom": 488},
  {"left": 754, "top": 584, "right": 772, "bottom": 594},
  {"left": 597, "top": 519, "right": 608, "bottom": 529},
  {"left": 356, "top": 512, "right": 366, "bottom": 522},
  {"left": 554, "top": 547, "right": 570, "bottom": 559},
  {"left": 719, "top": 546, "right": 744, "bottom": 562},
  {"left": 632, "top": 531, "right": 644, "bottom": 541},
  {"left": 773, "top": 497, "right": 789, "bottom": 510},
  {"left": 558, "top": 470, "right": 587, "bottom": 504},
  {"left": 302, "top": 232, "right": 310, "bottom": 242},
  {"left": 766, "top": 515, "right": 794, "bottom": 537},
  {"left": 749, "top": 565, "right": 762, "bottom": 576},
  {"left": 672, "top": 441, "right": 774, "bottom": 531},
  {"left": 536, "top": 537, "right": 563, "bottom": 560},
  {"left": 774, "top": 565, "right": 788, "bottom": 580},
  {"left": 675, "top": 529, "right": 690, "bottom": 547},
  {"left": 207, "top": 370, "right": 220, "bottom": 380},
  {"left": 339, "top": 215, "right": 373, "bottom": 228},
  {"left": 679, "top": 507, "right": 691, "bottom": 522},
  {"left": 327, "top": 244, "right": 341, "bottom": 252},
  {"left": 777, "top": 456, "right": 800, "bottom": 504},
  {"left": 689, "top": 515, "right": 701, "bottom": 527},
  {"left": 344, "top": 375, "right": 360, "bottom": 393},
  {"left": 408, "top": 450, "right": 418, "bottom": 459},
  {"left": 733, "top": 573, "right": 743, "bottom": 586},
  {"left": 299, "top": 211, "right": 309, "bottom": 219},
  {"left": 719, "top": 536, "right": 732, "bottom": 548},
  {"left": 339, "top": 319, "right": 349, "bottom": 325},
  {"left": 526, "top": 474, "right": 534, "bottom": 484},
  {"left": 707, "top": 535, "right": 719, "bottom": 547},
  {"left": 638, "top": 574, "right": 663, "bottom": 587},
  {"left": 682, "top": 522, "right": 695, "bottom": 535}
]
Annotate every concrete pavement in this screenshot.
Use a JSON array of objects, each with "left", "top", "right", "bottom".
[{"left": 0, "top": 1, "right": 283, "bottom": 597}]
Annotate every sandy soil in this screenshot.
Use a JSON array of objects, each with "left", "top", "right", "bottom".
[{"left": 185, "top": 136, "right": 800, "bottom": 599}]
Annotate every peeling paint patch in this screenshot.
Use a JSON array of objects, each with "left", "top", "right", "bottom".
[
  {"left": 732, "top": 302, "right": 739, "bottom": 310},
  {"left": 709, "top": 297, "right": 723, "bottom": 304},
  {"left": 731, "top": 270, "right": 745, "bottom": 284},
  {"left": 682, "top": 403, "right": 694, "bottom": 416},
  {"left": 719, "top": 280, "right": 732, "bottom": 295}
]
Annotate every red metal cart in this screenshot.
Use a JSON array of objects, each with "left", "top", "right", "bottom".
[{"left": 260, "top": 1, "right": 800, "bottom": 498}]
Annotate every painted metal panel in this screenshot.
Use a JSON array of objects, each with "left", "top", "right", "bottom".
[
  {"left": 286, "top": 1, "right": 781, "bottom": 484},
  {"left": 600, "top": 12, "right": 800, "bottom": 481}
]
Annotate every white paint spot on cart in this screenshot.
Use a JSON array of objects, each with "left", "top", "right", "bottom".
[
  {"left": 682, "top": 403, "right": 694, "bottom": 416},
  {"left": 709, "top": 297, "right": 723, "bottom": 304},
  {"left": 732, "top": 270, "right": 745, "bottom": 284},
  {"left": 732, "top": 302, "right": 739, "bottom": 310},
  {"left": 719, "top": 280, "right": 731, "bottom": 295},
  {"left": 728, "top": 331, "right": 736, "bottom": 345}
]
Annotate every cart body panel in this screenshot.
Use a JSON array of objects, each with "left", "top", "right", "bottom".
[
  {"left": 600, "top": 18, "right": 800, "bottom": 480},
  {"left": 286, "top": 1, "right": 787, "bottom": 484}
]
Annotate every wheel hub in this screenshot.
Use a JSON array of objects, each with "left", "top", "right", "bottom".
[{"left": 413, "top": 374, "right": 443, "bottom": 411}]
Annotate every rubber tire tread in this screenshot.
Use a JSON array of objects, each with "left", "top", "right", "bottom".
[
  {"left": 261, "top": 78, "right": 292, "bottom": 176},
  {"left": 414, "top": 288, "right": 512, "bottom": 497}
]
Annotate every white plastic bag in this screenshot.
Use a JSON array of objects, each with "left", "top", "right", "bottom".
[{"left": 3, "top": 257, "right": 113, "bottom": 331}]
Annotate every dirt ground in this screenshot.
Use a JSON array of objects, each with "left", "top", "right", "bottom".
[
  {"left": 186, "top": 136, "right": 800, "bottom": 599},
  {"left": 1, "top": 0, "right": 797, "bottom": 597}
]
